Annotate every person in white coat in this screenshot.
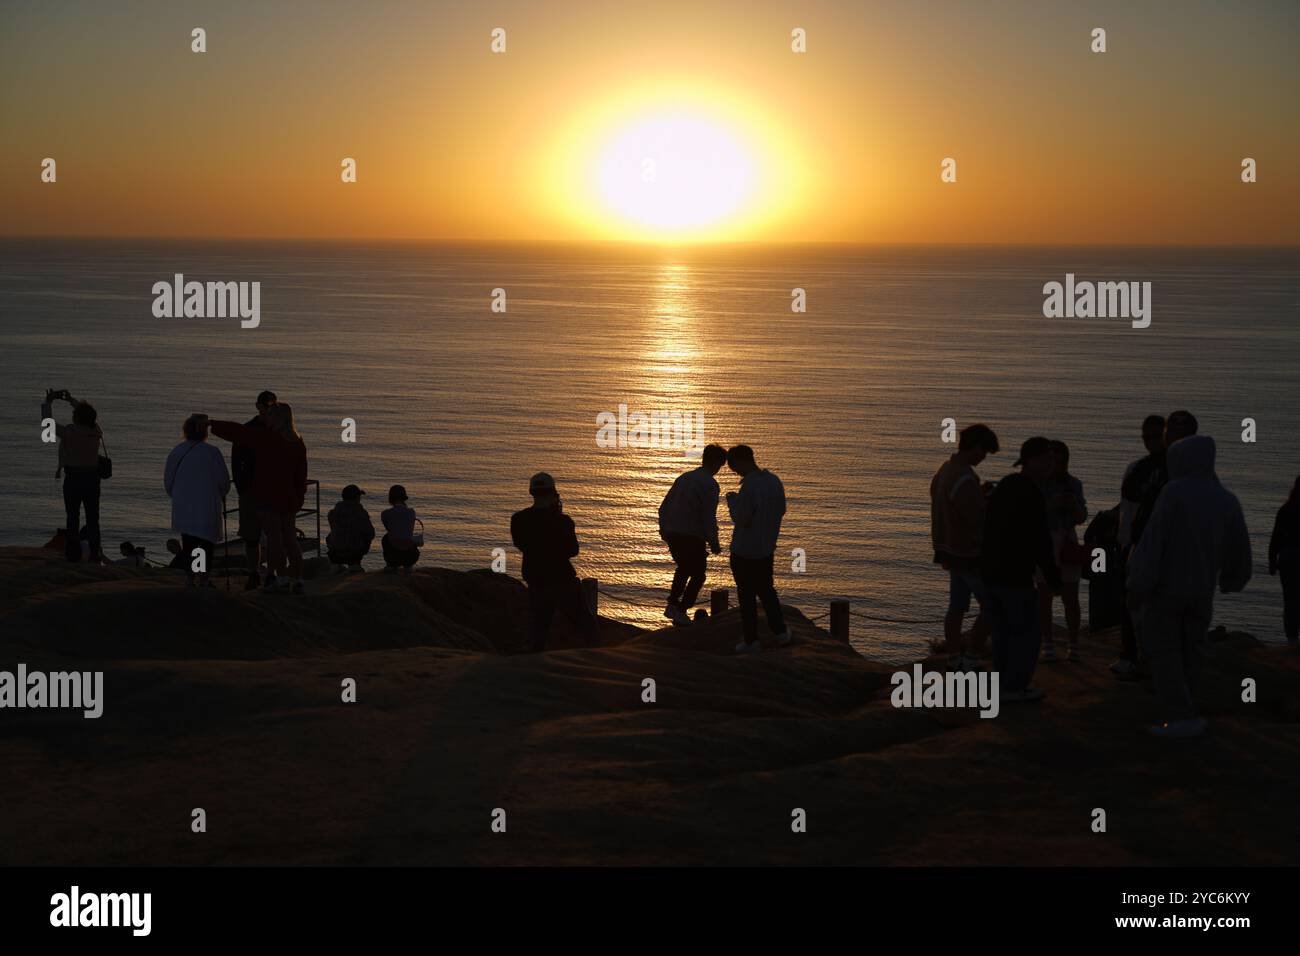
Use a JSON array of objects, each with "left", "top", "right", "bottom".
[{"left": 164, "top": 415, "right": 232, "bottom": 587}]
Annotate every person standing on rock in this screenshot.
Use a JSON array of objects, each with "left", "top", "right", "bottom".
[
  {"left": 1269, "top": 475, "right": 1300, "bottom": 647},
  {"left": 510, "top": 472, "right": 596, "bottom": 651},
  {"left": 930, "top": 423, "right": 999, "bottom": 668},
  {"left": 163, "top": 414, "right": 231, "bottom": 588},
  {"left": 1127, "top": 435, "right": 1252, "bottom": 737},
  {"left": 981, "top": 437, "right": 1061, "bottom": 702},
  {"left": 658, "top": 444, "right": 726, "bottom": 627},
  {"left": 725, "top": 445, "right": 790, "bottom": 655},
  {"left": 230, "top": 390, "right": 277, "bottom": 590}
]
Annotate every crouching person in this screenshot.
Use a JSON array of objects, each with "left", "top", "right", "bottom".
[{"left": 327, "top": 484, "right": 376, "bottom": 572}]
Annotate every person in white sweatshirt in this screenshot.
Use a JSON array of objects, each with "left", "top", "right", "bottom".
[
  {"left": 1126, "top": 435, "right": 1252, "bottom": 737},
  {"left": 164, "top": 415, "right": 232, "bottom": 587}
]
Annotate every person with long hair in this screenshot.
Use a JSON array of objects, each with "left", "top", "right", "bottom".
[
  {"left": 41, "top": 389, "right": 105, "bottom": 562},
  {"left": 206, "top": 403, "right": 309, "bottom": 593},
  {"left": 1269, "top": 475, "right": 1300, "bottom": 646}
]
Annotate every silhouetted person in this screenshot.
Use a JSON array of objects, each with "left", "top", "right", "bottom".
[
  {"left": 164, "top": 414, "right": 231, "bottom": 588},
  {"left": 41, "top": 389, "right": 104, "bottom": 562},
  {"left": 1127, "top": 435, "right": 1251, "bottom": 737},
  {"left": 510, "top": 472, "right": 596, "bottom": 651},
  {"left": 1267, "top": 475, "right": 1300, "bottom": 647},
  {"left": 1037, "top": 440, "right": 1087, "bottom": 662},
  {"left": 931, "top": 423, "right": 999, "bottom": 666},
  {"left": 659, "top": 444, "right": 726, "bottom": 626},
  {"left": 380, "top": 484, "right": 420, "bottom": 572},
  {"left": 981, "top": 437, "right": 1061, "bottom": 702},
  {"left": 1116, "top": 410, "right": 1199, "bottom": 679},
  {"left": 230, "top": 390, "right": 277, "bottom": 589},
  {"left": 328, "top": 484, "right": 376, "bottom": 572},
  {"left": 165, "top": 538, "right": 188, "bottom": 570},
  {"left": 725, "top": 445, "right": 789, "bottom": 654},
  {"left": 115, "top": 541, "right": 146, "bottom": 568},
  {"left": 209, "top": 404, "right": 308, "bottom": 593},
  {"left": 1114, "top": 414, "right": 1165, "bottom": 674}
]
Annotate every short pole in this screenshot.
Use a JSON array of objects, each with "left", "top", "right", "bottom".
[
  {"left": 581, "top": 577, "right": 598, "bottom": 617},
  {"left": 829, "top": 599, "right": 850, "bottom": 642},
  {"left": 710, "top": 588, "right": 729, "bottom": 617}
]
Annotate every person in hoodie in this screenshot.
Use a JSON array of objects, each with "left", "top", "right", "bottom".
[
  {"left": 1269, "top": 475, "right": 1300, "bottom": 646},
  {"left": 510, "top": 472, "right": 596, "bottom": 651},
  {"left": 1127, "top": 435, "right": 1252, "bottom": 737},
  {"left": 658, "top": 444, "right": 726, "bottom": 627},
  {"left": 725, "top": 444, "right": 790, "bottom": 655},
  {"left": 326, "top": 484, "right": 376, "bottom": 572},
  {"left": 981, "top": 437, "right": 1061, "bottom": 702}
]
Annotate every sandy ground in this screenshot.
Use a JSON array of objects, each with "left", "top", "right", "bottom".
[{"left": 1, "top": 547, "right": 1296, "bottom": 866}]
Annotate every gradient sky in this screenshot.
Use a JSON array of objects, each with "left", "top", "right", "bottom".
[{"left": 2, "top": 0, "right": 1297, "bottom": 243}]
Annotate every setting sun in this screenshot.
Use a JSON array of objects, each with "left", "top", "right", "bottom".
[{"left": 594, "top": 111, "right": 756, "bottom": 237}]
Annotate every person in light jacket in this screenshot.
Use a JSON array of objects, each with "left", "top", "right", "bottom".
[
  {"left": 1127, "top": 435, "right": 1252, "bottom": 737},
  {"left": 164, "top": 415, "right": 232, "bottom": 587}
]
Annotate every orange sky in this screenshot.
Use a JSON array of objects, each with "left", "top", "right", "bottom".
[{"left": 1, "top": 0, "right": 1297, "bottom": 243}]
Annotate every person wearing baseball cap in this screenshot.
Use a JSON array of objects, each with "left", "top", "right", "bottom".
[
  {"left": 230, "top": 389, "right": 278, "bottom": 589},
  {"left": 980, "top": 437, "right": 1062, "bottom": 702},
  {"left": 326, "top": 484, "right": 375, "bottom": 572},
  {"left": 510, "top": 472, "right": 597, "bottom": 651}
]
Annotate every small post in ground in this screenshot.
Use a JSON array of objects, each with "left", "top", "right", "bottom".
[{"left": 829, "top": 599, "right": 850, "bottom": 642}]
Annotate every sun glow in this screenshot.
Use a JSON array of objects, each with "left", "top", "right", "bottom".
[
  {"left": 541, "top": 81, "right": 807, "bottom": 243},
  {"left": 595, "top": 112, "right": 755, "bottom": 234}
]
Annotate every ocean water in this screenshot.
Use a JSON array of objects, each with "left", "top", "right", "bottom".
[{"left": 1, "top": 239, "right": 1296, "bottom": 661}]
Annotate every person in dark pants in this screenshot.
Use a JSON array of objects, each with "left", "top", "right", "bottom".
[
  {"left": 981, "top": 437, "right": 1062, "bottom": 702},
  {"left": 230, "top": 390, "right": 277, "bottom": 589},
  {"left": 1116, "top": 410, "right": 1198, "bottom": 678},
  {"left": 1269, "top": 475, "right": 1300, "bottom": 646},
  {"left": 724, "top": 445, "right": 790, "bottom": 654},
  {"left": 510, "top": 472, "right": 597, "bottom": 651},
  {"left": 658, "top": 444, "right": 726, "bottom": 626},
  {"left": 42, "top": 389, "right": 104, "bottom": 563}
]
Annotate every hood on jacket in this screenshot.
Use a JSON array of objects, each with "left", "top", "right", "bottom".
[{"left": 1167, "top": 434, "right": 1216, "bottom": 481}]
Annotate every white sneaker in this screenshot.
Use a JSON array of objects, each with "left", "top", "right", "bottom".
[
  {"left": 670, "top": 606, "right": 692, "bottom": 627},
  {"left": 735, "top": 639, "right": 761, "bottom": 655},
  {"left": 1148, "top": 717, "right": 1207, "bottom": 738},
  {"left": 773, "top": 631, "right": 792, "bottom": 646}
]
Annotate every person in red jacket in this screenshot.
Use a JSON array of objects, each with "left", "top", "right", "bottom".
[{"left": 205, "top": 404, "right": 309, "bottom": 593}]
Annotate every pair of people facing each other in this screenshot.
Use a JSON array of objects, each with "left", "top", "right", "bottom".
[
  {"left": 163, "top": 403, "right": 305, "bottom": 591},
  {"left": 658, "top": 443, "right": 790, "bottom": 654},
  {"left": 325, "top": 484, "right": 422, "bottom": 573}
]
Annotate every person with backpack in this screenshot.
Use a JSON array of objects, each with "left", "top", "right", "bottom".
[{"left": 41, "top": 389, "right": 107, "bottom": 563}]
